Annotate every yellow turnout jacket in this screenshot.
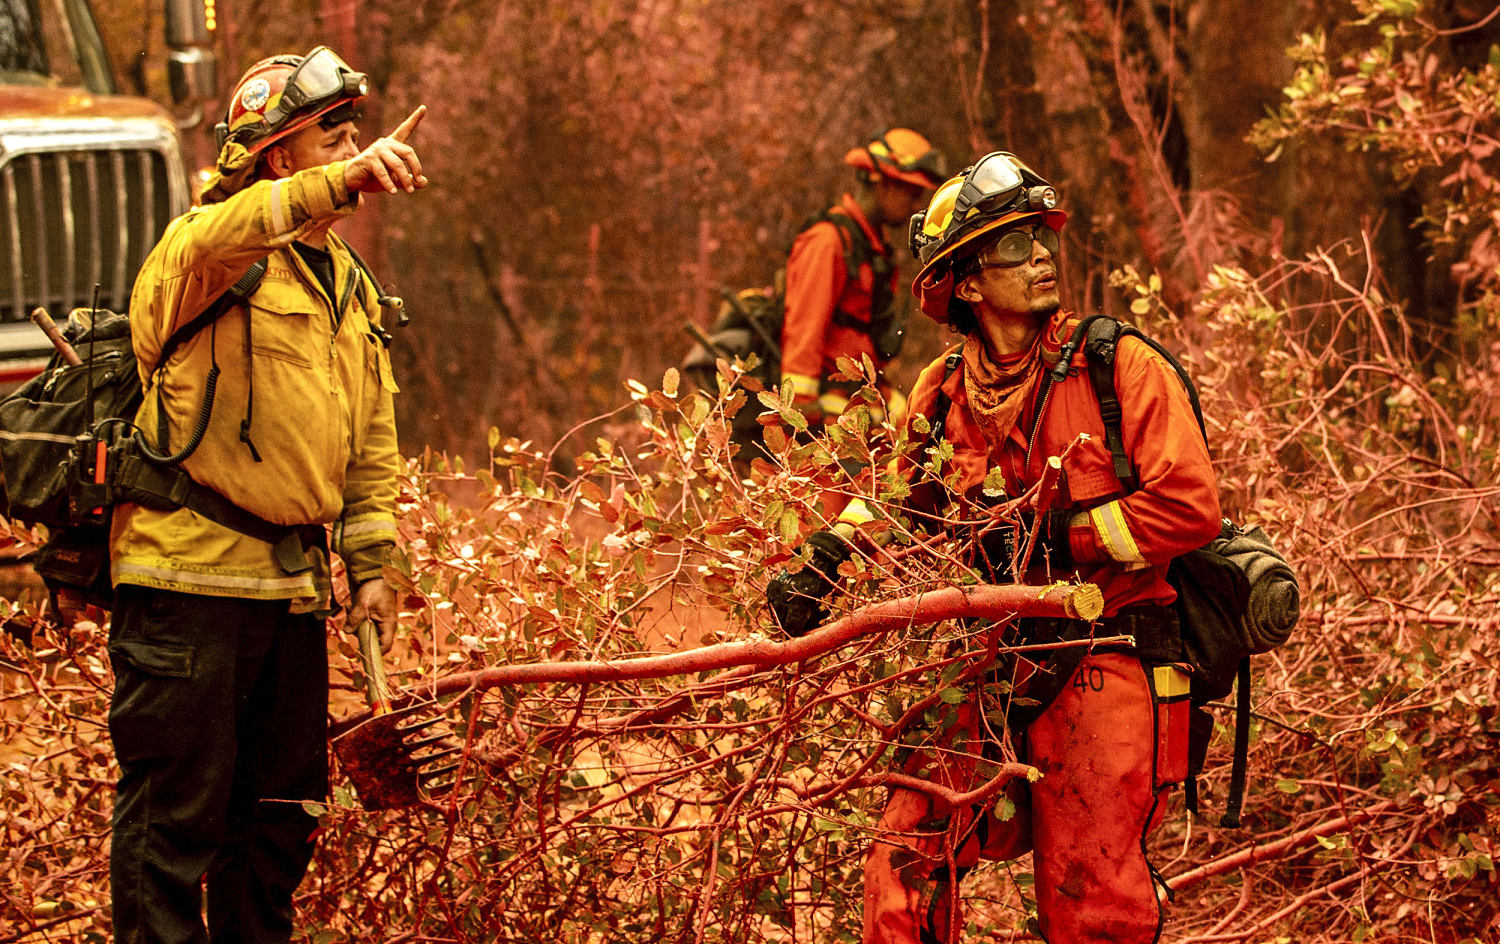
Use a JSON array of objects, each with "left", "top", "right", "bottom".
[{"left": 111, "top": 161, "right": 400, "bottom": 609}]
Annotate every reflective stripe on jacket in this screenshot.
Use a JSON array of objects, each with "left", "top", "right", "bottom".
[
  {"left": 779, "top": 195, "right": 897, "bottom": 409},
  {"left": 848, "top": 331, "right": 1220, "bottom": 614},
  {"left": 111, "top": 161, "right": 400, "bottom": 605}
]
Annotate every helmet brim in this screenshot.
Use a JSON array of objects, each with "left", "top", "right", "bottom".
[
  {"left": 243, "top": 94, "right": 365, "bottom": 155},
  {"left": 913, "top": 208, "right": 1067, "bottom": 288},
  {"left": 843, "top": 147, "right": 943, "bottom": 191}
]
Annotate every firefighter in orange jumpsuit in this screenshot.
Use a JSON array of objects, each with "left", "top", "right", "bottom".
[
  {"left": 767, "top": 152, "right": 1221, "bottom": 942},
  {"left": 779, "top": 129, "right": 945, "bottom": 424}
]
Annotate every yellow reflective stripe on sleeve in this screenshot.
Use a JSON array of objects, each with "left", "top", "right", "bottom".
[
  {"left": 339, "top": 517, "right": 397, "bottom": 540},
  {"left": 269, "top": 179, "right": 288, "bottom": 236},
  {"left": 817, "top": 391, "right": 850, "bottom": 416},
  {"left": 783, "top": 372, "right": 820, "bottom": 400},
  {"left": 839, "top": 498, "right": 875, "bottom": 527},
  {"left": 1153, "top": 664, "right": 1192, "bottom": 700},
  {"left": 1089, "top": 500, "right": 1145, "bottom": 564}
]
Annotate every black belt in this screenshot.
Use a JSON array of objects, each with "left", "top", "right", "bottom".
[
  {"left": 112, "top": 449, "right": 325, "bottom": 575},
  {"left": 1002, "top": 606, "right": 1182, "bottom": 730},
  {"left": 1019, "top": 605, "right": 1182, "bottom": 660}
]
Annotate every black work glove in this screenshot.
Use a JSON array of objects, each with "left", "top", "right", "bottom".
[
  {"left": 974, "top": 509, "right": 1075, "bottom": 581},
  {"left": 766, "top": 530, "right": 855, "bottom": 637}
]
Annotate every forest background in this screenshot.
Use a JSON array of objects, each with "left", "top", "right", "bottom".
[{"left": 2, "top": 0, "right": 1498, "bottom": 942}]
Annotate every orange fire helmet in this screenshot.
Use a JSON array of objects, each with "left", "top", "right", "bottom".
[
  {"left": 215, "top": 46, "right": 368, "bottom": 155},
  {"left": 844, "top": 128, "right": 947, "bottom": 190}
]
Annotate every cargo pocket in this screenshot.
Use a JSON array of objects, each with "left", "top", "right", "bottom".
[
  {"left": 1149, "top": 663, "right": 1192, "bottom": 788},
  {"left": 108, "top": 637, "right": 197, "bottom": 764},
  {"left": 248, "top": 285, "right": 318, "bottom": 368},
  {"left": 111, "top": 637, "right": 194, "bottom": 678}
]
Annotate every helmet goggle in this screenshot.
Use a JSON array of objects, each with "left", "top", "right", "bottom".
[
  {"left": 957, "top": 224, "right": 1060, "bottom": 277},
  {"left": 909, "top": 151, "right": 1058, "bottom": 261},
  {"left": 867, "top": 130, "right": 947, "bottom": 182},
  {"left": 952, "top": 151, "right": 1056, "bottom": 221},
  {"left": 260, "top": 46, "right": 368, "bottom": 131}
]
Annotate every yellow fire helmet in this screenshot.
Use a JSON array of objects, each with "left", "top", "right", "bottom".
[{"left": 908, "top": 151, "right": 1067, "bottom": 322}]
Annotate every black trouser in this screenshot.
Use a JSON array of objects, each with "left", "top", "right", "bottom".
[{"left": 108, "top": 586, "right": 329, "bottom": 944}]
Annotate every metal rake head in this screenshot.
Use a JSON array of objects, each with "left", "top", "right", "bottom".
[{"left": 333, "top": 698, "right": 461, "bottom": 810}]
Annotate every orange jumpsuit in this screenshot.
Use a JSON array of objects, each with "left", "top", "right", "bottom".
[
  {"left": 859, "top": 328, "right": 1221, "bottom": 943},
  {"left": 779, "top": 195, "right": 899, "bottom": 420}
]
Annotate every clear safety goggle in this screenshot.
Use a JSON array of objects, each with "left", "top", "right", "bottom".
[
  {"left": 951, "top": 151, "right": 1057, "bottom": 224},
  {"left": 262, "top": 46, "right": 369, "bottom": 129},
  {"left": 970, "top": 224, "right": 1060, "bottom": 269}
]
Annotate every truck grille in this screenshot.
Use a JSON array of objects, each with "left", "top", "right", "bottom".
[{"left": 1, "top": 146, "right": 175, "bottom": 323}]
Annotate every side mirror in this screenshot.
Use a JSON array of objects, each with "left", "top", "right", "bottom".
[
  {"left": 164, "top": 0, "right": 218, "bottom": 124},
  {"left": 168, "top": 48, "right": 217, "bottom": 109}
]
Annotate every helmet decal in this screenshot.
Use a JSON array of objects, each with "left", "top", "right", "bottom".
[
  {"left": 239, "top": 78, "right": 271, "bottom": 113},
  {"left": 217, "top": 47, "right": 367, "bottom": 155}
]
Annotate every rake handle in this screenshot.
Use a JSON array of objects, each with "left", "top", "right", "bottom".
[{"left": 355, "top": 619, "right": 395, "bottom": 716}]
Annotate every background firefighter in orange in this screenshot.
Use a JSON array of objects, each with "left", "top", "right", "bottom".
[
  {"left": 767, "top": 152, "right": 1221, "bottom": 942},
  {"left": 779, "top": 128, "right": 945, "bottom": 425}
]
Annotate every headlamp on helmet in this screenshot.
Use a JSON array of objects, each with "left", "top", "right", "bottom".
[{"left": 909, "top": 152, "right": 1062, "bottom": 268}]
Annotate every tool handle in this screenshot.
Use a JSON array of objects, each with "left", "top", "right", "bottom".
[
  {"left": 30, "top": 308, "right": 83, "bottom": 366},
  {"left": 355, "top": 619, "right": 394, "bottom": 716}
]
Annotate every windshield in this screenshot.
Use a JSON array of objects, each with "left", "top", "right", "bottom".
[{"left": 0, "top": 0, "right": 115, "bottom": 93}]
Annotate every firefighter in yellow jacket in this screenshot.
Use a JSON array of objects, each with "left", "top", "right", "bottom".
[{"left": 108, "top": 47, "right": 424, "bottom": 942}]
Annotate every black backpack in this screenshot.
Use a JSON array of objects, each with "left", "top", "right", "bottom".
[
  {"left": 928, "top": 315, "right": 1300, "bottom": 825},
  {"left": 0, "top": 262, "right": 304, "bottom": 606},
  {"left": 680, "top": 210, "right": 905, "bottom": 454}
]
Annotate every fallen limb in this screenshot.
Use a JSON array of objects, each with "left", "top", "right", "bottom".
[
  {"left": 376, "top": 581, "right": 1102, "bottom": 713},
  {"left": 1166, "top": 800, "right": 1397, "bottom": 891}
]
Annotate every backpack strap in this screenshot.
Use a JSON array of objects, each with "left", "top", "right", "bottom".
[
  {"left": 1220, "top": 656, "right": 1252, "bottom": 828},
  {"left": 149, "top": 259, "right": 268, "bottom": 378},
  {"left": 928, "top": 350, "right": 963, "bottom": 445},
  {"left": 1065, "top": 314, "right": 1208, "bottom": 492},
  {"left": 112, "top": 446, "right": 323, "bottom": 574},
  {"left": 138, "top": 259, "right": 268, "bottom": 467}
]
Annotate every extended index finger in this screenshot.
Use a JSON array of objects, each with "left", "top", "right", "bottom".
[{"left": 388, "top": 105, "right": 427, "bottom": 144}]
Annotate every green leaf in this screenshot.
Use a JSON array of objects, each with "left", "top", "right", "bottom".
[
  {"left": 780, "top": 510, "right": 800, "bottom": 545},
  {"left": 981, "top": 467, "right": 1007, "bottom": 499},
  {"left": 780, "top": 406, "right": 809, "bottom": 432},
  {"left": 1275, "top": 779, "right": 1302, "bottom": 793},
  {"left": 938, "top": 687, "right": 964, "bottom": 704}
]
